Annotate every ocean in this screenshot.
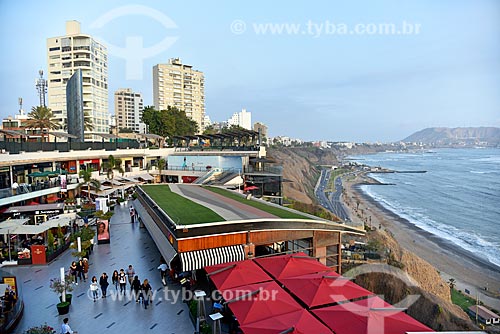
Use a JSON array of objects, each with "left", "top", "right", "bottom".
[{"left": 352, "top": 148, "right": 500, "bottom": 269}]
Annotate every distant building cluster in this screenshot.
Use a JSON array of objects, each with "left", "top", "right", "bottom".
[{"left": 1, "top": 20, "right": 269, "bottom": 143}]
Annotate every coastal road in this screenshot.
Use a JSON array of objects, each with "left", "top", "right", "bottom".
[{"left": 316, "top": 170, "right": 349, "bottom": 221}]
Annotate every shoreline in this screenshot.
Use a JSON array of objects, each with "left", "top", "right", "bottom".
[{"left": 342, "top": 173, "right": 500, "bottom": 309}]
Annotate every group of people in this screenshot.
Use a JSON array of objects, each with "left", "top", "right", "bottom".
[
  {"left": 108, "top": 264, "right": 154, "bottom": 309},
  {"left": 68, "top": 259, "right": 89, "bottom": 285}
]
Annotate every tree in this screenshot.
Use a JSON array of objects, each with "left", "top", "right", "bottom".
[
  {"left": 157, "top": 158, "right": 165, "bottom": 183},
  {"left": 448, "top": 278, "right": 456, "bottom": 291},
  {"left": 25, "top": 106, "right": 59, "bottom": 142},
  {"left": 102, "top": 154, "right": 123, "bottom": 186},
  {"left": 78, "top": 167, "right": 101, "bottom": 199},
  {"left": 119, "top": 127, "right": 134, "bottom": 133},
  {"left": 83, "top": 111, "right": 94, "bottom": 131},
  {"left": 141, "top": 105, "right": 198, "bottom": 140},
  {"left": 141, "top": 106, "right": 163, "bottom": 135}
]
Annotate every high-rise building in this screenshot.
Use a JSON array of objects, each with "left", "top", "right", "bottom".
[
  {"left": 228, "top": 108, "right": 252, "bottom": 130},
  {"left": 253, "top": 122, "right": 268, "bottom": 139},
  {"left": 47, "top": 21, "right": 108, "bottom": 138},
  {"left": 114, "top": 88, "right": 145, "bottom": 134},
  {"left": 66, "top": 69, "right": 84, "bottom": 142},
  {"left": 153, "top": 58, "right": 205, "bottom": 132}
]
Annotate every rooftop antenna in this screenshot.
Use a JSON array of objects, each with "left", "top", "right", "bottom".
[
  {"left": 36, "top": 69, "right": 47, "bottom": 107},
  {"left": 18, "top": 97, "right": 24, "bottom": 115}
]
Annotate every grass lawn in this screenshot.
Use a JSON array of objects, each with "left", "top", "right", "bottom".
[
  {"left": 451, "top": 288, "right": 476, "bottom": 312},
  {"left": 204, "top": 186, "right": 312, "bottom": 219},
  {"left": 141, "top": 185, "right": 224, "bottom": 225}
]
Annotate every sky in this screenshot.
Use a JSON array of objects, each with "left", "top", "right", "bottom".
[{"left": 0, "top": 0, "right": 499, "bottom": 142}]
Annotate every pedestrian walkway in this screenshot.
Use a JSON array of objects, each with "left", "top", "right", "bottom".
[{"left": 3, "top": 204, "right": 194, "bottom": 333}]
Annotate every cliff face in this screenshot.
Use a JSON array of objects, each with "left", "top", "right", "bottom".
[
  {"left": 268, "top": 147, "right": 338, "bottom": 204},
  {"left": 270, "top": 146, "right": 477, "bottom": 331}
]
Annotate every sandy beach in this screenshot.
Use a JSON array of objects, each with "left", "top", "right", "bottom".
[{"left": 341, "top": 172, "right": 500, "bottom": 310}]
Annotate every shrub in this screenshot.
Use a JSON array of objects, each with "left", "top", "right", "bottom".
[{"left": 24, "top": 323, "right": 56, "bottom": 334}]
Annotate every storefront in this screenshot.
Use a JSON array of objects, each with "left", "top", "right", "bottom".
[
  {"left": 3, "top": 203, "right": 64, "bottom": 223},
  {"left": 78, "top": 159, "right": 100, "bottom": 173}
]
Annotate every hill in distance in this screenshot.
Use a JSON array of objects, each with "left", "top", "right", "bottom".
[{"left": 402, "top": 127, "right": 500, "bottom": 146}]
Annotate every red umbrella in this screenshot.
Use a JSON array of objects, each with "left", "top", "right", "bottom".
[
  {"left": 254, "top": 252, "right": 330, "bottom": 280},
  {"left": 281, "top": 270, "right": 374, "bottom": 308},
  {"left": 223, "top": 281, "right": 302, "bottom": 325},
  {"left": 205, "top": 259, "right": 272, "bottom": 291},
  {"left": 27, "top": 200, "right": 40, "bottom": 206},
  {"left": 243, "top": 185, "right": 259, "bottom": 191},
  {"left": 240, "top": 309, "right": 333, "bottom": 334},
  {"left": 313, "top": 296, "right": 434, "bottom": 334}
]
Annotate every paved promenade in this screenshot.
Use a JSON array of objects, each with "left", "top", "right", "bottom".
[{"left": 4, "top": 204, "right": 194, "bottom": 334}]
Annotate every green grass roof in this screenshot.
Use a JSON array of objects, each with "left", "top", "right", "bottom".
[
  {"left": 204, "top": 186, "right": 311, "bottom": 219},
  {"left": 141, "top": 185, "right": 223, "bottom": 225}
]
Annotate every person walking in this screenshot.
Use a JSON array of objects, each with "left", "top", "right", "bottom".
[
  {"left": 69, "top": 261, "right": 78, "bottom": 285},
  {"left": 131, "top": 275, "right": 141, "bottom": 302},
  {"left": 118, "top": 269, "right": 127, "bottom": 294},
  {"left": 111, "top": 270, "right": 119, "bottom": 290},
  {"left": 61, "top": 317, "right": 77, "bottom": 333},
  {"left": 126, "top": 265, "right": 135, "bottom": 285},
  {"left": 99, "top": 272, "right": 109, "bottom": 298},
  {"left": 157, "top": 261, "right": 169, "bottom": 286},
  {"left": 82, "top": 258, "right": 89, "bottom": 282},
  {"left": 76, "top": 259, "right": 84, "bottom": 283},
  {"left": 141, "top": 279, "right": 152, "bottom": 309},
  {"left": 90, "top": 276, "right": 99, "bottom": 302}
]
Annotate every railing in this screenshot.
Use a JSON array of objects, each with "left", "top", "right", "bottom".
[
  {"left": 0, "top": 141, "right": 140, "bottom": 154},
  {"left": 0, "top": 178, "right": 81, "bottom": 199},
  {"left": 243, "top": 165, "right": 283, "bottom": 175}
]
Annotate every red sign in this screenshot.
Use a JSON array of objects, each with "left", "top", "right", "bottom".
[{"left": 31, "top": 245, "right": 46, "bottom": 264}]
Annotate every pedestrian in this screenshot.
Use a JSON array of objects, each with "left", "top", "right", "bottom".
[
  {"left": 126, "top": 265, "right": 135, "bottom": 285},
  {"left": 99, "top": 272, "right": 109, "bottom": 298},
  {"left": 129, "top": 206, "right": 135, "bottom": 223},
  {"left": 157, "top": 261, "right": 169, "bottom": 286},
  {"left": 82, "top": 258, "right": 89, "bottom": 281},
  {"left": 118, "top": 269, "right": 127, "bottom": 294},
  {"left": 69, "top": 261, "right": 78, "bottom": 285},
  {"left": 111, "top": 270, "right": 119, "bottom": 290},
  {"left": 141, "top": 279, "right": 152, "bottom": 309},
  {"left": 131, "top": 275, "right": 141, "bottom": 302},
  {"left": 76, "top": 259, "right": 84, "bottom": 282},
  {"left": 61, "top": 317, "right": 77, "bottom": 334},
  {"left": 90, "top": 276, "right": 99, "bottom": 302}
]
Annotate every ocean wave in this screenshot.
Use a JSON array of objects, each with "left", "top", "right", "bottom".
[
  {"left": 360, "top": 186, "right": 500, "bottom": 268},
  {"left": 469, "top": 170, "right": 499, "bottom": 174}
]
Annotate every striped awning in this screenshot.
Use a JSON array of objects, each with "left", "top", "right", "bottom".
[{"left": 180, "top": 245, "right": 245, "bottom": 272}]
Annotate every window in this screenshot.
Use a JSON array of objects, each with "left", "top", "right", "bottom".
[{"left": 49, "top": 47, "right": 60, "bottom": 51}]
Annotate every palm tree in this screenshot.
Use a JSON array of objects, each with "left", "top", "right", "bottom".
[
  {"left": 83, "top": 111, "right": 94, "bottom": 131},
  {"left": 25, "top": 106, "right": 59, "bottom": 142},
  {"left": 157, "top": 158, "right": 165, "bottom": 183},
  {"left": 102, "top": 154, "right": 124, "bottom": 187},
  {"left": 448, "top": 278, "right": 456, "bottom": 291},
  {"left": 78, "top": 167, "right": 101, "bottom": 199}
]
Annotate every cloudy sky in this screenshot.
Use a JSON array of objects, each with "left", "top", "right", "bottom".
[{"left": 1, "top": 0, "right": 499, "bottom": 142}]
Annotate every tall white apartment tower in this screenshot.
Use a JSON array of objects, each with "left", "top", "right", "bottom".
[
  {"left": 153, "top": 58, "right": 205, "bottom": 132},
  {"left": 47, "top": 21, "right": 109, "bottom": 137},
  {"left": 114, "top": 88, "right": 146, "bottom": 133},
  {"left": 228, "top": 108, "right": 252, "bottom": 130}
]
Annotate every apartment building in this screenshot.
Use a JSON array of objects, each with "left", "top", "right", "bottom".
[
  {"left": 46, "top": 21, "right": 109, "bottom": 137},
  {"left": 114, "top": 88, "right": 145, "bottom": 134},
  {"left": 153, "top": 58, "right": 205, "bottom": 132},
  {"left": 228, "top": 108, "right": 252, "bottom": 130}
]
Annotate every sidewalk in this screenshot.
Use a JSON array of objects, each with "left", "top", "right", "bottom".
[{"left": 3, "top": 204, "right": 194, "bottom": 333}]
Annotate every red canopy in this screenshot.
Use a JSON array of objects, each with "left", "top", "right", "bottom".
[
  {"left": 240, "top": 309, "right": 333, "bottom": 334},
  {"left": 313, "top": 296, "right": 434, "bottom": 334},
  {"left": 27, "top": 200, "right": 40, "bottom": 206},
  {"left": 205, "top": 259, "right": 272, "bottom": 291},
  {"left": 254, "top": 252, "right": 330, "bottom": 280},
  {"left": 223, "top": 281, "right": 302, "bottom": 325},
  {"left": 281, "top": 270, "right": 374, "bottom": 307}
]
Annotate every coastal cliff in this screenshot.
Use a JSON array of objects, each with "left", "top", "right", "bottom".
[
  {"left": 269, "top": 146, "right": 478, "bottom": 330},
  {"left": 268, "top": 147, "right": 339, "bottom": 204}
]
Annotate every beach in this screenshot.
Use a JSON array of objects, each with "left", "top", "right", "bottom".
[{"left": 342, "top": 172, "right": 500, "bottom": 310}]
